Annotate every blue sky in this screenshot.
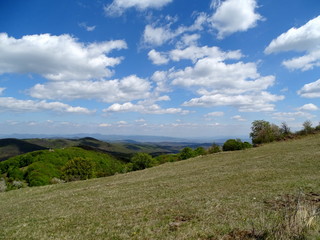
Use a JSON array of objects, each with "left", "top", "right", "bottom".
[{"left": 0, "top": 0, "right": 320, "bottom": 138}]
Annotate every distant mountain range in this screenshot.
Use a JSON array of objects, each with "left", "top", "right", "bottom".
[
  {"left": 0, "top": 133, "right": 247, "bottom": 143},
  {"left": 0, "top": 136, "right": 215, "bottom": 162}
]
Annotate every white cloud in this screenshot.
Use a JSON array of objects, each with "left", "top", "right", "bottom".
[
  {"left": 104, "top": 102, "right": 190, "bottom": 115},
  {"left": 99, "top": 123, "right": 112, "bottom": 127},
  {"left": 298, "top": 79, "right": 320, "bottom": 98},
  {"left": 297, "top": 103, "right": 318, "bottom": 111},
  {"left": 0, "top": 33, "right": 127, "bottom": 81},
  {"left": 142, "top": 13, "right": 206, "bottom": 47},
  {"left": 209, "top": 0, "right": 263, "bottom": 39},
  {"left": 28, "top": 75, "right": 151, "bottom": 103},
  {"left": 79, "top": 22, "right": 96, "bottom": 32},
  {"left": 205, "top": 111, "right": 224, "bottom": 117},
  {"left": 170, "top": 57, "right": 274, "bottom": 92},
  {"left": 183, "top": 91, "right": 284, "bottom": 112},
  {"left": 148, "top": 49, "right": 169, "bottom": 65},
  {"left": 272, "top": 111, "right": 315, "bottom": 121},
  {"left": 0, "top": 88, "right": 5, "bottom": 95},
  {"left": 232, "top": 115, "right": 246, "bottom": 121},
  {"left": 265, "top": 16, "right": 320, "bottom": 71},
  {"left": 0, "top": 97, "right": 93, "bottom": 114},
  {"left": 105, "top": 0, "right": 173, "bottom": 16},
  {"left": 169, "top": 45, "right": 242, "bottom": 63}
]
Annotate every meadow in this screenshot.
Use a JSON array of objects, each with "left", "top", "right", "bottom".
[{"left": 1, "top": 134, "right": 320, "bottom": 239}]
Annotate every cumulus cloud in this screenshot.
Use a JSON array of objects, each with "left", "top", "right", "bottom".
[
  {"left": 170, "top": 58, "right": 274, "bottom": 92},
  {"left": 231, "top": 115, "right": 246, "bottom": 121},
  {"left": 142, "top": 13, "right": 206, "bottom": 47},
  {"left": 0, "top": 97, "right": 93, "bottom": 114},
  {"left": 272, "top": 111, "right": 315, "bottom": 121},
  {"left": 204, "top": 111, "right": 224, "bottom": 117},
  {"left": 105, "top": 0, "right": 173, "bottom": 16},
  {"left": 148, "top": 45, "right": 242, "bottom": 65},
  {"left": 104, "top": 102, "right": 190, "bottom": 115},
  {"left": 169, "top": 45, "right": 242, "bottom": 63},
  {"left": 148, "top": 49, "right": 169, "bottom": 65},
  {"left": 182, "top": 91, "right": 284, "bottom": 112},
  {"left": 297, "top": 103, "right": 318, "bottom": 111},
  {"left": 265, "top": 16, "right": 320, "bottom": 71},
  {"left": 209, "top": 0, "right": 263, "bottom": 39},
  {"left": 28, "top": 75, "right": 151, "bottom": 103},
  {"left": 298, "top": 79, "right": 320, "bottom": 98},
  {"left": 0, "top": 33, "right": 127, "bottom": 81},
  {"left": 150, "top": 44, "right": 283, "bottom": 112}
]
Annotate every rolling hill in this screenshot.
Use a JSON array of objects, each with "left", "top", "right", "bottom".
[
  {"left": 1, "top": 135, "right": 320, "bottom": 239},
  {"left": 0, "top": 137, "right": 212, "bottom": 162},
  {"left": 0, "top": 138, "right": 48, "bottom": 162}
]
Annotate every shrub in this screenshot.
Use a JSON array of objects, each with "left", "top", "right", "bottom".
[
  {"left": 25, "top": 162, "right": 60, "bottom": 186},
  {"left": 179, "top": 147, "right": 195, "bottom": 160},
  {"left": 250, "top": 120, "right": 280, "bottom": 144},
  {"left": 194, "top": 147, "right": 206, "bottom": 156},
  {"left": 7, "top": 166, "right": 24, "bottom": 181},
  {"left": 155, "top": 154, "right": 179, "bottom": 164},
  {"left": 130, "top": 153, "right": 155, "bottom": 171},
  {"left": 223, "top": 139, "right": 252, "bottom": 151},
  {"left": 207, "top": 143, "right": 221, "bottom": 154},
  {"left": 62, "top": 157, "right": 95, "bottom": 181}
]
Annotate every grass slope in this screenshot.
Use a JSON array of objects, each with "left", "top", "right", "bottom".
[{"left": 1, "top": 135, "right": 320, "bottom": 239}]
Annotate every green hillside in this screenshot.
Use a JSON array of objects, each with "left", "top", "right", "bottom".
[
  {"left": 1, "top": 135, "right": 320, "bottom": 239},
  {"left": 0, "top": 147, "right": 125, "bottom": 187},
  {"left": 0, "top": 138, "right": 48, "bottom": 161}
]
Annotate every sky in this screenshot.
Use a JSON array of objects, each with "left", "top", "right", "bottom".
[{"left": 0, "top": 0, "right": 320, "bottom": 139}]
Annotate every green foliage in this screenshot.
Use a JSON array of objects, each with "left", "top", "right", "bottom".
[
  {"left": 302, "top": 120, "right": 314, "bottom": 135},
  {"left": 7, "top": 166, "right": 24, "bottom": 181},
  {"left": 0, "top": 147, "right": 125, "bottom": 188},
  {"left": 62, "top": 157, "right": 95, "bottom": 182},
  {"left": 194, "top": 147, "right": 206, "bottom": 156},
  {"left": 222, "top": 139, "right": 252, "bottom": 151},
  {"left": 179, "top": 147, "right": 195, "bottom": 160},
  {"left": 208, "top": 143, "right": 221, "bottom": 154},
  {"left": 25, "top": 162, "right": 60, "bottom": 186},
  {"left": 130, "top": 153, "right": 155, "bottom": 171},
  {"left": 155, "top": 154, "right": 179, "bottom": 164},
  {"left": 250, "top": 120, "right": 281, "bottom": 144}
]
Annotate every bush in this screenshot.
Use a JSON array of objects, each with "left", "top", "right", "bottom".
[
  {"left": 62, "top": 157, "right": 95, "bottom": 181},
  {"left": 208, "top": 143, "right": 221, "bottom": 154},
  {"left": 7, "top": 166, "right": 24, "bottom": 181},
  {"left": 130, "top": 153, "right": 155, "bottom": 171},
  {"left": 194, "top": 147, "right": 206, "bottom": 156},
  {"left": 250, "top": 120, "right": 280, "bottom": 144},
  {"left": 155, "top": 154, "right": 179, "bottom": 164},
  {"left": 223, "top": 139, "right": 252, "bottom": 151},
  {"left": 179, "top": 147, "right": 195, "bottom": 160},
  {"left": 25, "top": 162, "right": 60, "bottom": 186}
]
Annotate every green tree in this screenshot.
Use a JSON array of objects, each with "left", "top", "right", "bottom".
[
  {"left": 179, "top": 147, "right": 195, "bottom": 160},
  {"left": 280, "top": 122, "right": 291, "bottom": 136},
  {"left": 208, "top": 143, "right": 221, "bottom": 154},
  {"left": 130, "top": 153, "right": 155, "bottom": 171},
  {"left": 62, "top": 157, "right": 95, "bottom": 181},
  {"left": 302, "top": 120, "right": 313, "bottom": 134},
  {"left": 194, "top": 147, "right": 206, "bottom": 156},
  {"left": 250, "top": 120, "right": 279, "bottom": 144},
  {"left": 223, "top": 139, "right": 243, "bottom": 151}
]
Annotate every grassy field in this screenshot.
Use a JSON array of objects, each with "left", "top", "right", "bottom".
[{"left": 1, "top": 135, "right": 320, "bottom": 239}]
